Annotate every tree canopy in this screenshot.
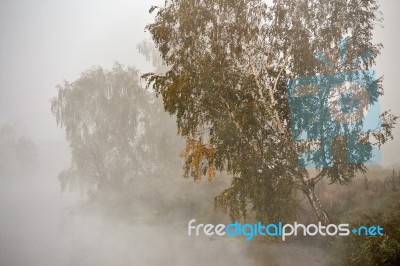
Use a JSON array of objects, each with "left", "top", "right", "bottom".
[
  {"left": 51, "top": 63, "right": 181, "bottom": 197},
  {"left": 144, "top": 0, "right": 397, "bottom": 223}
]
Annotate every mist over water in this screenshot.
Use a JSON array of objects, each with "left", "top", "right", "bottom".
[
  {"left": 0, "top": 138, "right": 259, "bottom": 266},
  {"left": 0, "top": 135, "right": 336, "bottom": 266},
  {"left": 0, "top": 0, "right": 399, "bottom": 265}
]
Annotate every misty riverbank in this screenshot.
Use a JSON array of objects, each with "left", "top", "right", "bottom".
[{"left": 0, "top": 140, "right": 334, "bottom": 266}]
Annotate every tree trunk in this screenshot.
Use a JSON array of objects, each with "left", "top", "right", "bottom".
[{"left": 302, "top": 179, "right": 330, "bottom": 225}]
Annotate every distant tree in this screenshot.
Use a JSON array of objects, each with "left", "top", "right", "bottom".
[
  {"left": 144, "top": 0, "right": 397, "bottom": 224},
  {"left": 51, "top": 63, "right": 180, "bottom": 197},
  {"left": 15, "top": 137, "right": 37, "bottom": 170},
  {"left": 0, "top": 123, "right": 17, "bottom": 172},
  {"left": 0, "top": 123, "right": 37, "bottom": 174}
]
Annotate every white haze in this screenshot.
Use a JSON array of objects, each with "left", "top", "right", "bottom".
[{"left": 0, "top": 0, "right": 399, "bottom": 265}]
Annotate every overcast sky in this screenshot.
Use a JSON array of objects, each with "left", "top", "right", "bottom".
[
  {"left": 0, "top": 0, "right": 399, "bottom": 166},
  {"left": 0, "top": 0, "right": 161, "bottom": 139}
]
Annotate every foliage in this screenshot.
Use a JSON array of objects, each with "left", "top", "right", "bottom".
[
  {"left": 51, "top": 63, "right": 181, "bottom": 197},
  {"left": 341, "top": 203, "right": 400, "bottom": 265},
  {"left": 144, "top": 0, "right": 397, "bottom": 223}
]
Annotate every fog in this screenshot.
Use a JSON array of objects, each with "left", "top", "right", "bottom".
[
  {"left": 0, "top": 0, "right": 399, "bottom": 265},
  {"left": 0, "top": 139, "right": 331, "bottom": 265},
  {"left": 0, "top": 125, "right": 262, "bottom": 266},
  {"left": 0, "top": 0, "right": 399, "bottom": 164}
]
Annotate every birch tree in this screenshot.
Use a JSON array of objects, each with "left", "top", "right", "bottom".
[
  {"left": 52, "top": 63, "right": 159, "bottom": 196},
  {"left": 143, "top": 0, "right": 397, "bottom": 224}
]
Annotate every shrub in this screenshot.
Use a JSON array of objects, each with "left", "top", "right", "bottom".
[{"left": 342, "top": 203, "right": 400, "bottom": 265}]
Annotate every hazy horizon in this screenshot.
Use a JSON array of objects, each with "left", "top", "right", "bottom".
[{"left": 1, "top": 0, "right": 399, "bottom": 166}]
